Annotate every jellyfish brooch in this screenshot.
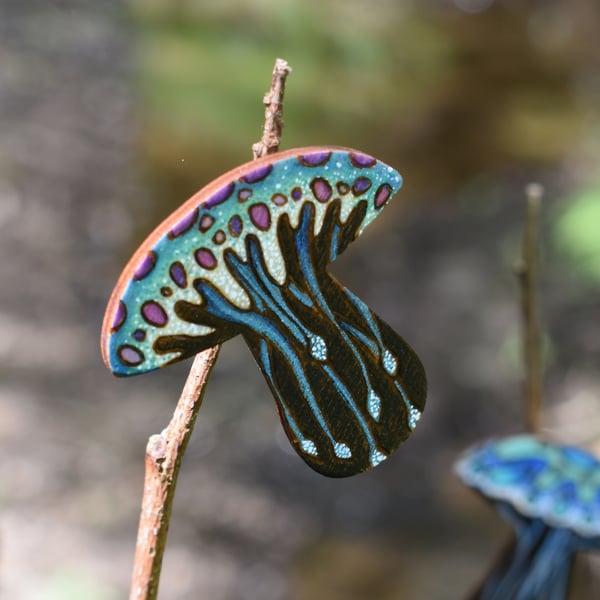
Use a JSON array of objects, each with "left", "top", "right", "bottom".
[
  {"left": 101, "top": 146, "right": 427, "bottom": 477},
  {"left": 455, "top": 435, "right": 600, "bottom": 599}
]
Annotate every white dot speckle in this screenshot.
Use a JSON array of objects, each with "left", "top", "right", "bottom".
[
  {"left": 383, "top": 350, "right": 397, "bottom": 375},
  {"left": 368, "top": 390, "right": 381, "bottom": 421},
  {"left": 302, "top": 440, "right": 318, "bottom": 456},
  {"left": 335, "top": 442, "right": 352, "bottom": 459},
  {"left": 309, "top": 334, "right": 327, "bottom": 361},
  {"left": 404, "top": 399, "right": 421, "bottom": 430},
  {"left": 370, "top": 451, "right": 387, "bottom": 467}
]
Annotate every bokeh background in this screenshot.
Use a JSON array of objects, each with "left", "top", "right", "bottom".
[{"left": 1, "top": 0, "right": 600, "bottom": 598}]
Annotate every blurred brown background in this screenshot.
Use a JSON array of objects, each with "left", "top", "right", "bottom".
[{"left": 1, "top": 0, "right": 600, "bottom": 598}]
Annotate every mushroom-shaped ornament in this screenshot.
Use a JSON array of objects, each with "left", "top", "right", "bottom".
[
  {"left": 102, "top": 147, "right": 427, "bottom": 477},
  {"left": 455, "top": 435, "right": 600, "bottom": 599}
]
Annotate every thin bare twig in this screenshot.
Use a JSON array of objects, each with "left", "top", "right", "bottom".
[
  {"left": 470, "top": 185, "right": 545, "bottom": 598},
  {"left": 513, "top": 183, "right": 544, "bottom": 434},
  {"left": 128, "top": 57, "right": 292, "bottom": 600},
  {"left": 129, "top": 347, "right": 220, "bottom": 600},
  {"left": 252, "top": 58, "right": 292, "bottom": 160}
]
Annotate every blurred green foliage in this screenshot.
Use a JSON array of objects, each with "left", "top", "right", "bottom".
[
  {"left": 554, "top": 186, "right": 600, "bottom": 285},
  {"left": 128, "top": 0, "right": 598, "bottom": 223},
  {"left": 131, "top": 0, "right": 451, "bottom": 151}
]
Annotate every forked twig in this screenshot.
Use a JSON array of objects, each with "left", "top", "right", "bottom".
[
  {"left": 128, "top": 58, "right": 292, "bottom": 600},
  {"left": 513, "top": 183, "right": 544, "bottom": 433}
]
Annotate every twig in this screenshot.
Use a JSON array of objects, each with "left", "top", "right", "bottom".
[
  {"left": 129, "top": 347, "right": 220, "bottom": 600},
  {"left": 513, "top": 183, "right": 544, "bottom": 434},
  {"left": 128, "top": 57, "right": 292, "bottom": 600},
  {"left": 472, "top": 185, "right": 545, "bottom": 599},
  {"left": 252, "top": 58, "right": 292, "bottom": 160}
]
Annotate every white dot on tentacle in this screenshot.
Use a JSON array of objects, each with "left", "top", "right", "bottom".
[
  {"left": 370, "top": 451, "right": 387, "bottom": 467},
  {"left": 383, "top": 349, "right": 397, "bottom": 375},
  {"left": 368, "top": 389, "right": 381, "bottom": 421},
  {"left": 301, "top": 440, "right": 318, "bottom": 456},
  {"left": 405, "top": 400, "right": 421, "bottom": 430},
  {"left": 335, "top": 443, "right": 352, "bottom": 459},
  {"left": 309, "top": 334, "right": 327, "bottom": 361}
]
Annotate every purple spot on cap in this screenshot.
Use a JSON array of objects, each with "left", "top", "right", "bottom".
[
  {"left": 134, "top": 251, "right": 157, "bottom": 281},
  {"left": 349, "top": 152, "right": 376, "bottom": 168},
  {"left": 168, "top": 207, "right": 198, "bottom": 239},
  {"left": 272, "top": 193, "right": 287, "bottom": 206},
  {"left": 241, "top": 164, "right": 272, "bottom": 184},
  {"left": 195, "top": 248, "right": 217, "bottom": 270},
  {"left": 248, "top": 203, "right": 271, "bottom": 231},
  {"left": 169, "top": 261, "right": 187, "bottom": 288},
  {"left": 299, "top": 151, "right": 332, "bottom": 167},
  {"left": 133, "top": 329, "right": 146, "bottom": 342},
  {"left": 112, "top": 301, "right": 127, "bottom": 332},
  {"left": 199, "top": 214, "right": 215, "bottom": 232},
  {"left": 291, "top": 187, "right": 302, "bottom": 201},
  {"left": 141, "top": 301, "right": 168, "bottom": 327},
  {"left": 205, "top": 182, "right": 234, "bottom": 208},
  {"left": 310, "top": 177, "right": 332, "bottom": 203},
  {"left": 229, "top": 215, "right": 243, "bottom": 237},
  {"left": 374, "top": 183, "right": 392, "bottom": 209},
  {"left": 238, "top": 188, "right": 253, "bottom": 202},
  {"left": 337, "top": 182, "right": 350, "bottom": 195},
  {"left": 352, "top": 177, "right": 372, "bottom": 196},
  {"left": 118, "top": 344, "right": 144, "bottom": 366},
  {"left": 212, "top": 230, "right": 226, "bottom": 245}
]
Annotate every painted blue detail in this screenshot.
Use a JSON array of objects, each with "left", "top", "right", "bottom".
[
  {"left": 295, "top": 205, "right": 385, "bottom": 458},
  {"left": 340, "top": 321, "right": 379, "bottom": 354},
  {"left": 335, "top": 443, "right": 352, "bottom": 459},
  {"left": 302, "top": 440, "right": 318, "bottom": 456},
  {"left": 288, "top": 283, "right": 313, "bottom": 307},
  {"left": 395, "top": 381, "right": 421, "bottom": 429},
  {"left": 259, "top": 338, "right": 311, "bottom": 452},
  {"left": 456, "top": 435, "right": 600, "bottom": 538},
  {"left": 196, "top": 279, "right": 339, "bottom": 449},
  {"left": 383, "top": 349, "right": 397, "bottom": 375},
  {"left": 368, "top": 389, "right": 381, "bottom": 421},
  {"left": 323, "top": 364, "right": 379, "bottom": 455},
  {"left": 225, "top": 249, "right": 304, "bottom": 343},
  {"left": 309, "top": 334, "right": 327, "bottom": 361},
  {"left": 457, "top": 437, "right": 600, "bottom": 597},
  {"left": 343, "top": 286, "right": 387, "bottom": 351},
  {"left": 370, "top": 451, "right": 387, "bottom": 467},
  {"left": 103, "top": 147, "right": 427, "bottom": 477},
  {"left": 329, "top": 221, "right": 340, "bottom": 261},
  {"left": 106, "top": 149, "right": 406, "bottom": 379}
]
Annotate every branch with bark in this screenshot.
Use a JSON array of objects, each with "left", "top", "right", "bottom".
[{"left": 128, "top": 58, "right": 292, "bottom": 600}]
